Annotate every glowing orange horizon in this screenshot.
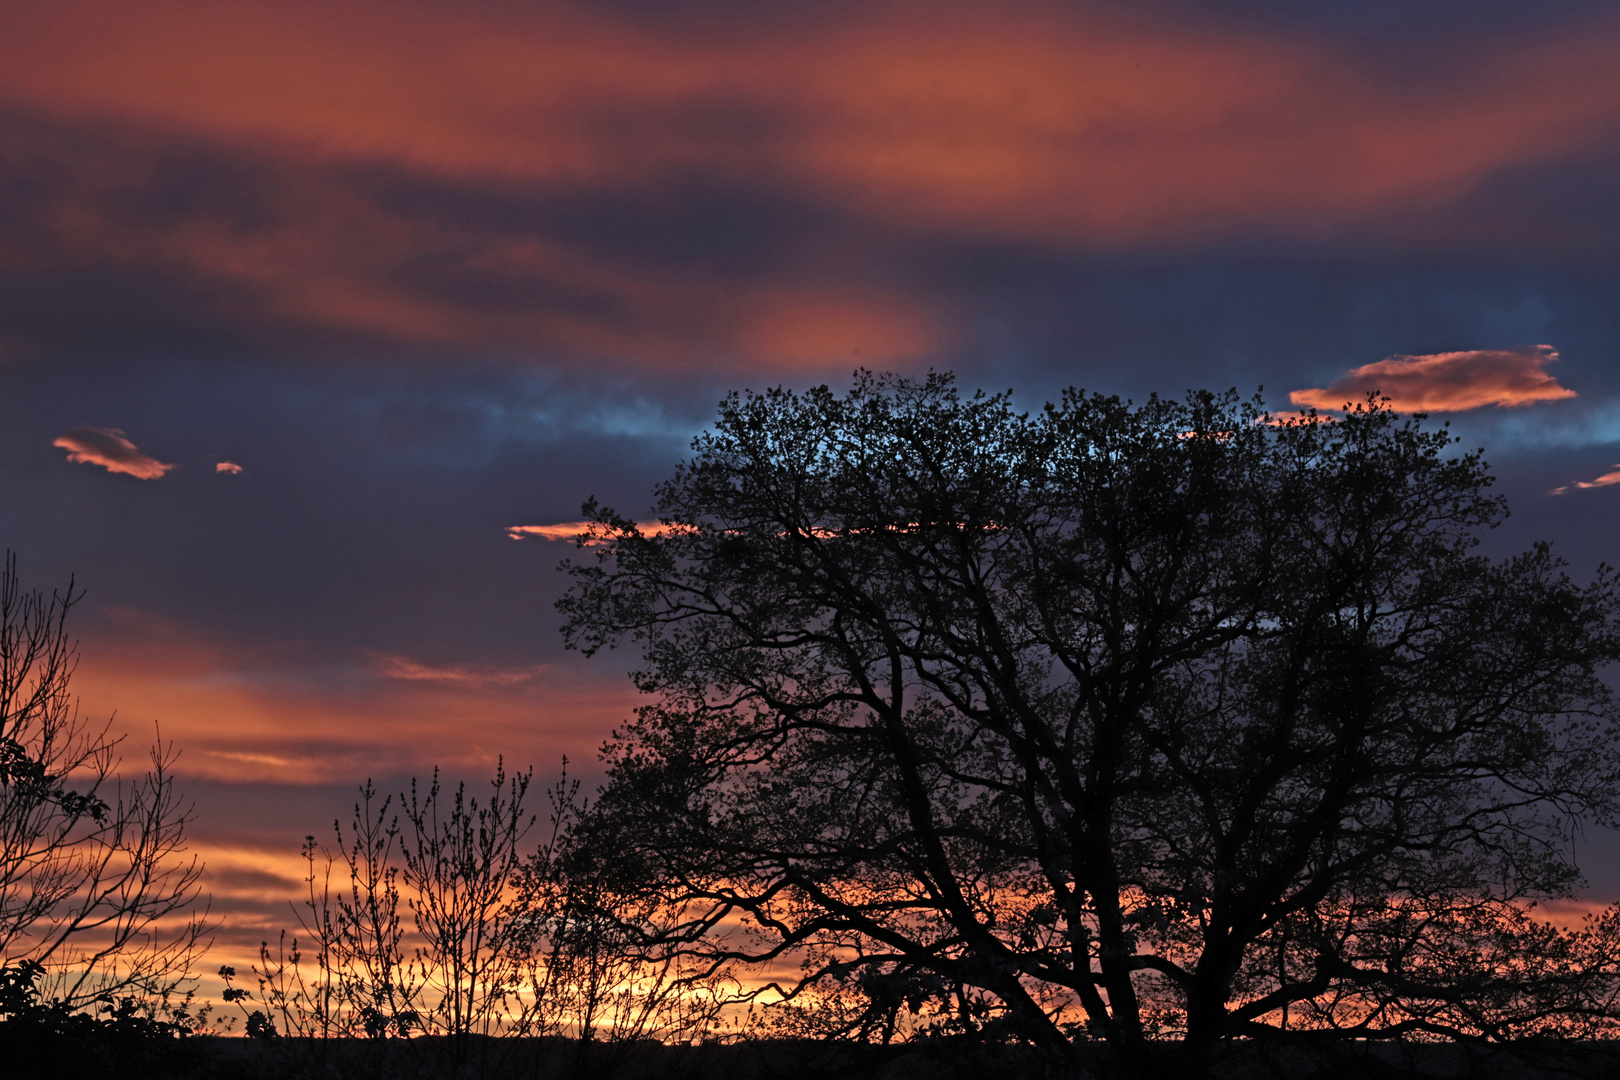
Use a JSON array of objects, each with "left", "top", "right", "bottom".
[{"left": 68, "top": 620, "right": 638, "bottom": 786}]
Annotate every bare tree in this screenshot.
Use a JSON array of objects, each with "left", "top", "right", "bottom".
[
  {"left": 226, "top": 760, "right": 736, "bottom": 1078},
  {"left": 513, "top": 771, "right": 741, "bottom": 1061},
  {"left": 333, "top": 780, "right": 422, "bottom": 1038},
  {"left": 397, "top": 761, "right": 536, "bottom": 1072},
  {"left": 0, "top": 552, "right": 208, "bottom": 1006}
]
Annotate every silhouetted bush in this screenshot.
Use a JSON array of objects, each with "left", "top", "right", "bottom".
[
  {"left": 0, "top": 958, "right": 210, "bottom": 1079},
  {"left": 220, "top": 760, "right": 739, "bottom": 1079}
]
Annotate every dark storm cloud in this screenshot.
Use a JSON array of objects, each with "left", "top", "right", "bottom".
[{"left": 5, "top": 101, "right": 1620, "bottom": 397}]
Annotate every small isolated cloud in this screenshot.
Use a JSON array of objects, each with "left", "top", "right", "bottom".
[
  {"left": 53, "top": 427, "right": 174, "bottom": 479},
  {"left": 367, "top": 652, "right": 547, "bottom": 690},
  {"left": 1289, "top": 345, "right": 1575, "bottom": 413},
  {"left": 506, "top": 520, "right": 680, "bottom": 542},
  {"left": 215, "top": 461, "right": 244, "bottom": 475},
  {"left": 1550, "top": 465, "right": 1620, "bottom": 496}
]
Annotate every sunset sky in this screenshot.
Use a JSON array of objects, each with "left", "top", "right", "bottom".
[{"left": 5, "top": 0, "right": 1620, "bottom": 968}]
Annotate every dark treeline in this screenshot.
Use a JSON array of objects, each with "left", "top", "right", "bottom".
[{"left": 7, "top": 376, "right": 1620, "bottom": 1080}]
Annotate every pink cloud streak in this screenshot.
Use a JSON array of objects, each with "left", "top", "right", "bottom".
[
  {"left": 506, "top": 520, "right": 679, "bottom": 542},
  {"left": 367, "top": 652, "right": 549, "bottom": 689},
  {"left": 53, "top": 426, "right": 174, "bottom": 479},
  {"left": 8, "top": 0, "right": 1620, "bottom": 249},
  {"left": 1551, "top": 466, "right": 1620, "bottom": 496},
  {"left": 215, "top": 460, "right": 243, "bottom": 474},
  {"left": 1289, "top": 345, "right": 1575, "bottom": 413}
]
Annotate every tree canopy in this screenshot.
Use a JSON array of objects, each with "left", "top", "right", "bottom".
[{"left": 558, "top": 373, "right": 1620, "bottom": 1075}]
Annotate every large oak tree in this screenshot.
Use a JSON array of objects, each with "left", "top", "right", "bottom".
[{"left": 557, "top": 374, "right": 1620, "bottom": 1074}]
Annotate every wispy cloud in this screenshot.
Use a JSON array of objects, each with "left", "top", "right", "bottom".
[
  {"left": 1289, "top": 345, "right": 1576, "bottom": 413},
  {"left": 215, "top": 460, "right": 244, "bottom": 474},
  {"left": 53, "top": 426, "right": 174, "bottom": 479},
  {"left": 1550, "top": 465, "right": 1620, "bottom": 495},
  {"left": 367, "top": 652, "right": 549, "bottom": 690},
  {"left": 0, "top": 3, "right": 1616, "bottom": 372},
  {"left": 7, "top": 1, "right": 1620, "bottom": 248},
  {"left": 0, "top": 3, "right": 1618, "bottom": 377},
  {"left": 69, "top": 628, "right": 638, "bottom": 785},
  {"left": 506, "top": 522, "right": 594, "bottom": 542},
  {"left": 506, "top": 520, "right": 678, "bottom": 542}
]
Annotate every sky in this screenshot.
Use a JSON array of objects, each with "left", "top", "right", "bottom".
[{"left": 5, "top": 0, "right": 1620, "bottom": 972}]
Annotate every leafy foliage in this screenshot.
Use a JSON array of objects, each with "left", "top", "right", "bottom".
[{"left": 0, "top": 958, "right": 210, "bottom": 1079}]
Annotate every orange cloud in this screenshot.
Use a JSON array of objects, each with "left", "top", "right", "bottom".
[
  {"left": 3, "top": 0, "right": 1620, "bottom": 248},
  {"left": 1288, "top": 345, "right": 1576, "bottom": 413},
  {"left": 506, "top": 520, "right": 679, "bottom": 542},
  {"left": 5, "top": 2, "right": 1620, "bottom": 369},
  {"left": 367, "top": 651, "right": 549, "bottom": 689},
  {"left": 53, "top": 426, "right": 175, "bottom": 478},
  {"left": 507, "top": 523, "right": 598, "bottom": 542},
  {"left": 69, "top": 621, "right": 637, "bottom": 786},
  {"left": 5, "top": 140, "right": 940, "bottom": 370},
  {"left": 1550, "top": 465, "right": 1620, "bottom": 496},
  {"left": 6, "top": 1, "right": 1620, "bottom": 377},
  {"left": 737, "top": 290, "right": 938, "bottom": 369},
  {"left": 215, "top": 460, "right": 243, "bottom": 474},
  {"left": 1535, "top": 899, "right": 1618, "bottom": 931}
]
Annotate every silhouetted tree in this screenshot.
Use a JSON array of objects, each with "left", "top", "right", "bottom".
[
  {"left": 0, "top": 552, "right": 208, "bottom": 1008},
  {"left": 557, "top": 373, "right": 1620, "bottom": 1076},
  {"left": 224, "top": 765, "right": 534, "bottom": 1078},
  {"left": 225, "top": 760, "right": 730, "bottom": 1079},
  {"left": 508, "top": 765, "right": 740, "bottom": 1075},
  {"left": 400, "top": 762, "right": 535, "bottom": 1072}
]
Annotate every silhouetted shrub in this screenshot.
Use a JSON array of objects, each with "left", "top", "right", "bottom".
[
  {"left": 220, "top": 760, "right": 739, "bottom": 1079},
  {"left": 0, "top": 958, "right": 210, "bottom": 1079}
]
